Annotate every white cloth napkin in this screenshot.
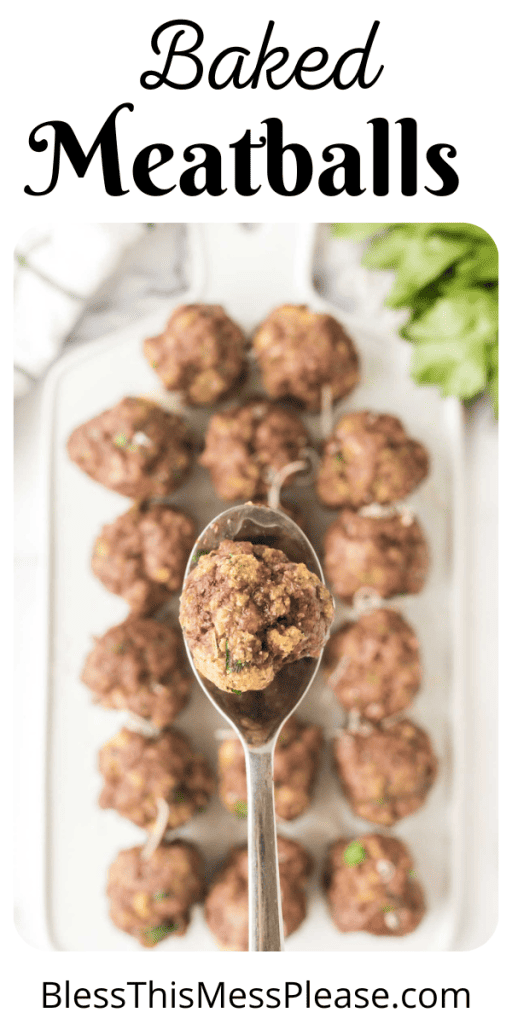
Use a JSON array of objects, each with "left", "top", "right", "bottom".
[{"left": 13, "top": 224, "right": 188, "bottom": 397}]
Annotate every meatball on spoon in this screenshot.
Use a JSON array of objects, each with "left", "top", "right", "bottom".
[{"left": 182, "top": 504, "right": 331, "bottom": 951}]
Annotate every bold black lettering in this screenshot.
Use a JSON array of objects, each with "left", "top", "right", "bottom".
[
  {"left": 402, "top": 989, "right": 416, "bottom": 1008},
  {"left": 354, "top": 988, "right": 369, "bottom": 1008},
  {"left": 335, "top": 989, "right": 351, "bottom": 1009},
  {"left": 140, "top": 20, "right": 203, "bottom": 90},
  {"left": 93, "top": 989, "right": 108, "bottom": 1009},
  {"left": 132, "top": 144, "right": 175, "bottom": 195},
  {"left": 229, "top": 988, "right": 246, "bottom": 1008},
  {"left": 372, "top": 988, "right": 389, "bottom": 1008},
  {"left": 208, "top": 47, "right": 250, "bottom": 88},
  {"left": 230, "top": 130, "right": 265, "bottom": 195},
  {"left": 148, "top": 982, "right": 166, "bottom": 1009},
  {"left": 25, "top": 103, "right": 131, "bottom": 197},
  {"left": 180, "top": 144, "right": 226, "bottom": 196},
  {"left": 111, "top": 988, "right": 125, "bottom": 1008},
  {"left": 243, "top": 21, "right": 290, "bottom": 88},
  {"left": 179, "top": 988, "right": 194, "bottom": 1009},
  {"left": 285, "top": 983, "right": 302, "bottom": 1007},
  {"left": 264, "top": 117, "right": 312, "bottom": 195},
  {"left": 293, "top": 48, "right": 329, "bottom": 88},
  {"left": 425, "top": 144, "right": 459, "bottom": 196},
  {"left": 441, "top": 988, "right": 470, "bottom": 1009},
  {"left": 419, "top": 988, "right": 437, "bottom": 1009},
  {"left": 332, "top": 20, "right": 384, "bottom": 88},
  {"left": 74, "top": 988, "right": 91, "bottom": 1008},
  {"left": 266, "top": 988, "right": 281, "bottom": 1008},
  {"left": 396, "top": 117, "right": 418, "bottom": 195},
  {"left": 43, "top": 983, "right": 61, "bottom": 1008},
  {"left": 249, "top": 989, "right": 264, "bottom": 1009},
  {"left": 198, "top": 982, "right": 224, "bottom": 1009},
  {"left": 127, "top": 982, "right": 146, "bottom": 1009},
  {"left": 314, "top": 988, "right": 332, "bottom": 1008},
  {"left": 319, "top": 144, "right": 365, "bottom": 196},
  {"left": 368, "top": 118, "right": 389, "bottom": 195}
]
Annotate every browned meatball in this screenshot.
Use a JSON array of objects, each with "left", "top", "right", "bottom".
[
  {"left": 323, "top": 510, "right": 429, "bottom": 602},
  {"left": 107, "top": 841, "right": 204, "bottom": 947},
  {"left": 332, "top": 718, "right": 438, "bottom": 826},
  {"left": 66, "top": 397, "right": 192, "bottom": 498},
  {"left": 81, "top": 617, "right": 192, "bottom": 729},
  {"left": 253, "top": 304, "right": 359, "bottom": 411},
  {"left": 98, "top": 727, "right": 215, "bottom": 830},
  {"left": 200, "top": 399, "right": 310, "bottom": 501},
  {"left": 205, "top": 837, "right": 312, "bottom": 950},
  {"left": 92, "top": 503, "right": 196, "bottom": 615},
  {"left": 315, "top": 412, "right": 429, "bottom": 509},
  {"left": 324, "top": 834, "right": 425, "bottom": 936},
  {"left": 218, "top": 715, "right": 323, "bottom": 820},
  {"left": 323, "top": 609, "right": 421, "bottom": 721},
  {"left": 143, "top": 304, "right": 247, "bottom": 405},
  {"left": 179, "top": 540, "right": 334, "bottom": 692}
]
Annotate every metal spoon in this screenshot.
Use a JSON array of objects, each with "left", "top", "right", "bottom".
[{"left": 181, "top": 503, "right": 332, "bottom": 952}]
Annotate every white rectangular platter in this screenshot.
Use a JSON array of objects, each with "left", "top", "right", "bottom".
[{"left": 34, "top": 223, "right": 465, "bottom": 951}]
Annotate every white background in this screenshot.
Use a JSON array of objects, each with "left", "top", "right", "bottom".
[{"left": 5, "top": 0, "right": 509, "bottom": 1019}]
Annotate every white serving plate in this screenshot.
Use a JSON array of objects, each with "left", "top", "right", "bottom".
[{"left": 32, "top": 223, "right": 465, "bottom": 951}]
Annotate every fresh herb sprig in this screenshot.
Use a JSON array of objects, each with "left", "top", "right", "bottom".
[{"left": 332, "top": 223, "right": 498, "bottom": 415}]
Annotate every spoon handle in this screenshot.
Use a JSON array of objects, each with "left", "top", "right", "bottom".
[{"left": 246, "top": 747, "right": 284, "bottom": 952}]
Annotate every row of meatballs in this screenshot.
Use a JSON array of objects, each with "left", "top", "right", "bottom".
[
  {"left": 69, "top": 397, "right": 430, "bottom": 615},
  {"left": 68, "top": 391, "right": 428, "bottom": 512},
  {"left": 109, "top": 833, "right": 426, "bottom": 950}
]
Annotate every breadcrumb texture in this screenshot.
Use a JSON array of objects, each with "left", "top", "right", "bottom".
[
  {"left": 253, "top": 304, "right": 359, "bottom": 411},
  {"left": 324, "top": 511, "right": 429, "bottom": 602},
  {"left": 333, "top": 718, "right": 438, "bottom": 826},
  {"left": 180, "top": 540, "right": 334, "bottom": 692},
  {"left": 324, "top": 833, "right": 426, "bottom": 936},
  {"left": 107, "top": 841, "right": 204, "bottom": 947},
  {"left": 200, "top": 399, "right": 310, "bottom": 501},
  {"left": 315, "top": 411, "right": 429, "bottom": 509},
  {"left": 324, "top": 609, "right": 421, "bottom": 721},
  {"left": 66, "top": 396, "right": 192, "bottom": 498},
  {"left": 81, "top": 616, "right": 192, "bottom": 728},
  {"left": 92, "top": 503, "right": 196, "bottom": 614},
  {"left": 144, "top": 303, "right": 247, "bottom": 405},
  {"left": 98, "top": 727, "right": 215, "bottom": 830}
]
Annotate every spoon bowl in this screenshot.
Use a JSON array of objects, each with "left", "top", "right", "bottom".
[{"left": 181, "top": 503, "right": 333, "bottom": 951}]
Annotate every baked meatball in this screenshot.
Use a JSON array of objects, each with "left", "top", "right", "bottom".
[
  {"left": 333, "top": 718, "right": 438, "bottom": 826},
  {"left": 81, "top": 617, "right": 192, "bottom": 729},
  {"left": 92, "top": 503, "right": 196, "bottom": 615},
  {"left": 98, "top": 727, "right": 215, "bottom": 830},
  {"left": 205, "top": 837, "right": 312, "bottom": 950},
  {"left": 143, "top": 304, "right": 247, "bottom": 405},
  {"left": 252, "top": 304, "right": 359, "bottom": 411},
  {"left": 323, "top": 609, "right": 421, "bottom": 721},
  {"left": 315, "top": 412, "right": 429, "bottom": 509},
  {"left": 66, "top": 397, "right": 192, "bottom": 498},
  {"left": 199, "top": 399, "right": 310, "bottom": 501},
  {"left": 180, "top": 540, "right": 334, "bottom": 692},
  {"left": 324, "top": 833, "right": 425, "bottom": 936},
  {"left": 323, "top": 510, "right": 429, "bottom": 602},
  {"left": 107, "top": 841, "right": 204, "bottom": 947},
  {"left": 218, "top": 715, "right": 323, "bottom": 820}
]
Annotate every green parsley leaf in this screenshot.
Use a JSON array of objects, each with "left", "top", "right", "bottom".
[
  {"left": 343, "top": 840, "right": 366, "bottom": 867},
  {"left": 144, "top": 922, "right": 178, "bottom": 944},
  {"left": 192, "top": 549, "right": 209, "bottom": 564},
  {"left": 234, "top": 800, "right": 248, "bottom": 819}
]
